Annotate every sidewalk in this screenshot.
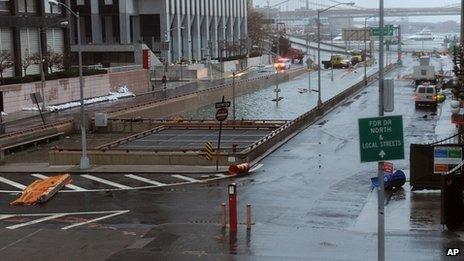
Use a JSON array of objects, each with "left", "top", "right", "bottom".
[{"left": 0, "top": 163, "right": 228, "bottom": 174}]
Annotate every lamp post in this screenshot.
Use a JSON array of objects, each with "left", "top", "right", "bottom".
[
  {"left": 364, "top": 15, "right": 375, "bottom": 85},
  {"left": 232, "top": 72, "right": 237, "bottom": 120},
  {"left": 49, "top": 0, "right": 89, "bottom": 170},
  {"left": 317, "top": 2, "right": 355, "bottom": 107},
  {"left": 378, "top": 1, "right": 386, "bottom": 260},
  {"left": 331, "top": 33, "right": 334, "bottom": 81}
]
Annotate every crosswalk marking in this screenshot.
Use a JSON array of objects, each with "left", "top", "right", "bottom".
[
  {"left": 124, "top": 174, "right": 166, "bottom": 186},
  {"left": 0, "top": 176, "right": 26, "bottom": 190},
  {"left": 61, "top": 210, "right": 130, "bottom": 230},
  {"left": 80, "top": 175, "right": 132, "bottom": 189},
  {"left": 171, "top": 174, "right": 199, "bottom": 183},
  {"left": 6, "top": 214, "right": 67, "bottom": 230},
  {"left": 31, "top": 174, "right": 87, "bottom": 191}
]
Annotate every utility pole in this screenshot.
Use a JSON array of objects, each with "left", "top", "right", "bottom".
[
  {"left": 331, "top": 33, "right": 334, "bottom": 82},
  {"left": 397, "top": 25, "right": 402, "bottom": 65},
  {"left": 275, "top": 31, "right": 280, "bottom": 105},
  {"left": 378, "top": 1, "right": 385, "bottom": 261},
  {"left": 232, "top": 72, "right": 236, "bottom": 120},
  {"left": 307, "top": 30, "right": 311, "bottom": 91},
  {"left": 364, "top": 18, "right": 368, "bottom": 85}
]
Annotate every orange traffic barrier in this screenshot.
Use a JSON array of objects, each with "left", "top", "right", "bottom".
[
  {"left": 228, "top": 163, "right": 251, "bottom": 176},
  {"left": 10, "top": 174, "right": 72, "bottom": 206}
]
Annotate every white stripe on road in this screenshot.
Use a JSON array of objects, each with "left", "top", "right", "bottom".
[
  {"left": 80, "top": 175, "right": 132, "bottom": 189},
  {"left": 6, "top": 214, "right": 67, "bottom": 230},
  {"left": 215, "top": 174, "right": 228, "bottom": 178},
  {"left": 61, "top": 210, "right": 130, "bottom": 230},
  {"left": 124, "top": 174, "right": 166, "bottom": 186},
  {"left": 31, "top": 174, "right": 87, "bottom": 191},
  {"left": 0, "top": 176, "right": 26, "bottom": 190},
  {"left": 171, "top": 174, "right": 199, "bottom": 183},
  {"left": 250, "top": 163, "right": 264, "bottom": 173},
  {"left": 0, "top": 215, "right": 15, "bottom": 221}
]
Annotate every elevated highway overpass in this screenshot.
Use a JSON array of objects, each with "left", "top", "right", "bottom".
[{"left": 263, "top": 7, "right": 460, "bottom": 21}]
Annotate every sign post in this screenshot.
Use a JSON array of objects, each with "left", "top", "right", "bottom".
[
  {"left": 358, "top": 115, "right": 404, "bottom": 261},
  {"left": 30, "top": 92, "right": 46, "bottom": 126},
  {"left": 215, "top": 96, "right": 230, "bottom": 170}
]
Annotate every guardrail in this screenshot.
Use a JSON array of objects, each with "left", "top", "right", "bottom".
[
  {"left": 0, "top": 120, "right": 73, "bottom": 140},
  {"left": 106, "top": 64, "right": 143, "bottom": 73},
  {"left": 242, "top": 63, "right": 399, "bottom": 162}
]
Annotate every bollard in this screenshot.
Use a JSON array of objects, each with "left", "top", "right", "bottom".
[
  {"left": 228, "top": 183, "right": 237, "bottom": 233},
  {"left": 221, "top": 203, "right": 227, "bottom": 228},
  {"left": 246, "top": 204, "right": 252, "bottom": 230}
]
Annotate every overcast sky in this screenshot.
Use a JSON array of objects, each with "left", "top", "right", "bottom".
[{"left": 253, "top": 0, "right": 459, "bottom": 8}]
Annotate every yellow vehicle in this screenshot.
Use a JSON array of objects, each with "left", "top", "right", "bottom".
[
  {"left": 348, "top": 50, "right": 365, "bottom": 66},
  {"left": 322, "top": 55, "right": 351, "bottom": 69}
]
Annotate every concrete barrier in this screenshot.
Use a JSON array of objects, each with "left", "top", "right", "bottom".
[{"left": 109, "top": 67, "right": 308, "bottom": 119}]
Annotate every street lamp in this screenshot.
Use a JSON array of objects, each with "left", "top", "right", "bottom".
[
  {"left": 317, "top": 2, "right": 355, "bottom": 107},
  {"left": 364, "top": 15, "right": 376, "bottom": 85},
  {"left": 49, "top": 0, "right": 89, "bottom": 170}
]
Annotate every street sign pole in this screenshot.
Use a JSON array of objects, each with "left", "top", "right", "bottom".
[
  {"left": 216, "top": 120, "right": 222, "bottom": 171},
  {"left": 215, "top": 96, "right": 230, "bottom": 170},
  {"left": 378, "top": 1, "right": 385, "bottom": 260}
]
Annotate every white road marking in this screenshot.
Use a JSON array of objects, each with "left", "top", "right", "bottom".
[
  {"left": 31, "top": 173, "right": 87, "bottom": 191},
  {"left": 0, "top": 215, "right": 14, "bottom": 221},
  {"left": 124, "top": 174, "right": 166, "bottom": 186},
  {"left": 6, "top": 214, "right": 67, "bottom": 230},
  {"left": 61, "top": 210, "right": 130, "bottom": 230},
  {"left": 171, "top": 174, "right": 199, "bottom": 183},
  {"left": 250, "top": 163, "right": 264, "bottom": 172},
  {"left": 80, "top": 175, "right": 132, "bottom": 189},
  {"left": 215, "top": 174, "right": 228, "bottom": 178},
  {"left": 0, "top": 176, "right": 26, "bottom": 190}
]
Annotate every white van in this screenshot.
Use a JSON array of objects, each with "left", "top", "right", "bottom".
[{"left": 414, "top": 84, "right": 437, "bottom": 108}]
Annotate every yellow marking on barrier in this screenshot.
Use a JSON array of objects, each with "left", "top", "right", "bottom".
[{"left": 205, "top": 141, "right": 213, "bottom": 160}]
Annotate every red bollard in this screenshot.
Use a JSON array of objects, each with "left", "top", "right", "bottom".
[{"left": 228, "top": 183, "right": 237, "bottom": 233}]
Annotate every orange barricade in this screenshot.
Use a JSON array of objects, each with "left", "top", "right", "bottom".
[
  {"left": 228, "top": 163, "right": 251, "bottom": 176},
  {"left": 10, "top": 174, "right": 72, "bottom": 206}
]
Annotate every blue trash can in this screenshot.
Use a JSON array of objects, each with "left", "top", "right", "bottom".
[{"left": 371, "top": 170, "right": 406, "bottom": 190}]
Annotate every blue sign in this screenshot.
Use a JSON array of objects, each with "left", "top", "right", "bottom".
[{"left": 434, "top": 149, "right": 448, "bottom": 158}]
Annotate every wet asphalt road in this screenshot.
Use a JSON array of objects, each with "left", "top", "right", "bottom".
[{"left": 0, "top": 55, "right": 461, "bottom": 260}]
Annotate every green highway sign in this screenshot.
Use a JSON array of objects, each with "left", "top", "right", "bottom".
[
  {"left": 358, "top": 115, "right": 404, "bottom": 162},
  {"left": 371, "top": 25, "right": 394, "bottom": 36}
]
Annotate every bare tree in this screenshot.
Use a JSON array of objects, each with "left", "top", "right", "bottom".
[
  {"left": 247, "top": 10, "right": 270, "bottom": 46},
  {"left": 0, "top": 50, "right": 13, "bottom": 84},
  {"left": 44, "top": 51, "right": 64, "bottom": 73},
  {"left": 21, "top": 51, "right": 38, "bottom": 76}
]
